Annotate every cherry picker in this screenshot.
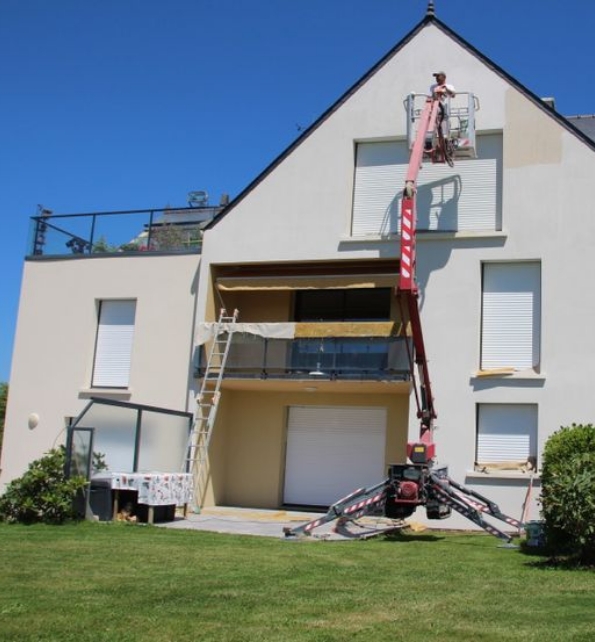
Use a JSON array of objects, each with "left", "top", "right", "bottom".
[{"left": 284, "top": 91, "right": 524, "bottom": 543}]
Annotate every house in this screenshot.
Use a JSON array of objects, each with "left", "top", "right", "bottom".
[{"left": 3, "top": 8, "right": 595, "bottom": 530}]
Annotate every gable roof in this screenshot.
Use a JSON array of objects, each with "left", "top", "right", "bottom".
[
  {"left": 206, "top": 12, "right": 595, "bottom": 230},
  {"left": 567, "top": 115, "right": 595, "bottom": 142}
]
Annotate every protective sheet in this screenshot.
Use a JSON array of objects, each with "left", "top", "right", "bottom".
[
  {"left": 195, "top": 321, "right": 406, "bottom": 344},
  {"left": 195, "top": 322, "right": 296, "bottom": 345}
]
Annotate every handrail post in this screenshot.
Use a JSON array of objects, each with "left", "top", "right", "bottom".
[
  {"left": 147, "top": 210, "right": 155, "bottom": 251},
  {"left": 262, "top": 336, "right": 268, "bottom": 378},
  {"left": 89, "top": 213, "right": 97, "bottom": 254}
]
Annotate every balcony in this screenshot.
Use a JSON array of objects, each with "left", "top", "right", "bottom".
[
  {"left": 195, "top": 334, "right": 412, "bottom": 382},
  {"left": 27, "top": 206, "right": 222, "bottom": 259}
]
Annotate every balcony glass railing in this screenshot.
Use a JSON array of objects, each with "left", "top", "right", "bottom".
[
  {"left": 27, "top": 206, "right": 220, "bottom": 258},
  {"left": 195, "top": 334, "right": 412, "bottom": 381}
]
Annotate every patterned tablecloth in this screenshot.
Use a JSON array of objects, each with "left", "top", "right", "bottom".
[{"left": 108, "top": 472, "right": 194, "bottom": 506}]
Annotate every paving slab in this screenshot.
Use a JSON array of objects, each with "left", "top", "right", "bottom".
[{"left": 158, "top": 506, "right": 411, "bottom": 540}]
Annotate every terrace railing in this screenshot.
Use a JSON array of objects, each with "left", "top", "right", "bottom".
[
  {"left": 28, "top": 206, "right": 220, "bottom": 258},
  {"left": 195, "top": 334, "right": 412, "bottom": 382}
]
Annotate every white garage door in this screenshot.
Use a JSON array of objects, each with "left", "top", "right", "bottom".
[{"left": 283, "top": 406, "right": 387, "bottom": 506}]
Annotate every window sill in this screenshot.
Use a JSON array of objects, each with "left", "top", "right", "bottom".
[
  {"left": 341, "top": 230, "right": 508, "bottom": 243},
  {"left": 79, "top": 388, "right": 132, "bottom": 400},
  {"left": 340, "top": 234, "right": 399, "bottom": 243},
  {"left": 465, "top": 469, "right": 540, "bottom": 482},
  {"left": 471, "top": 369, "right": 545, "bottom": 381}
]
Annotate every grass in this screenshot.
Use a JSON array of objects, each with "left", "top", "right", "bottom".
[{"left": 0, "top": 522, "right": 594, "bottom": 642}]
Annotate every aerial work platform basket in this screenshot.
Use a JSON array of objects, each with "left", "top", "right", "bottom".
[{"left": 405, "top": 92, "right": 479, "bottom": 160}]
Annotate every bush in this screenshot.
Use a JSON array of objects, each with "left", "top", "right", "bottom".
[
  {"left": 540, "top": 423, "right": 595, "bottom": 564},
  {"left": 0, "top": 446, "right": 87, "bottom": 525}
]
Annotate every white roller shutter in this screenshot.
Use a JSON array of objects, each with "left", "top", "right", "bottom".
[
  {"left": 477, "top": 404, "right": 537, "bottom": 464},
  {"left": 352, "top": 134, "right": 501, "bottom": 236},
  {"left": 283, "top": 405, "right": 386, "bottom": 506},
  {"left": 481, "top": 262, "right": 541, "bottom": 370},
  {"left": 92, "top": 300, "right": 136, "bottom": 388}
]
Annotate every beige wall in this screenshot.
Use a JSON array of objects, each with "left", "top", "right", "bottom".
[
  {"left": 1, "top": 254, "right": 200, "bottom": 488},
  {"left": 205, "top": 389, "right": 409, "bottom": 508},
  {"left": 218, "top": 290, "right": 293, "bottom": 322}
]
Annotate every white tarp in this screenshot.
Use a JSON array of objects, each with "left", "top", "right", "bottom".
[{"left": 195, "top": 322, "right": 296, "bottom": 345}]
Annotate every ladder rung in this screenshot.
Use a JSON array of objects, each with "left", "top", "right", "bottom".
[{"left": 188, "top": 307, "right": 238, "bottom": 510}]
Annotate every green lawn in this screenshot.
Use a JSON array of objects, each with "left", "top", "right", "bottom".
[{"left": 0, "top": 522, "right": 593, "bottom": 642}]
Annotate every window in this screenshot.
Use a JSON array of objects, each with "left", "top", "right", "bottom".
[
  {"left": 481, "top": 262, "right": 541, "bottom": 370},
  {"left": 351, "top": 134, "right": 502, "bottom": 236},
  {"left": 476, "top": 403, "right": 537, "bottom": 471},
  {"left": 294, "top": 288, "right": 391, "bottom": 322},
  {"left": 91, "top": 300, "right": 136, "bottom": 388}
]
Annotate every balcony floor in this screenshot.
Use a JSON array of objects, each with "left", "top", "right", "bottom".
[{"left": 220, "top": 377, "right": 410, "bottom": 394}]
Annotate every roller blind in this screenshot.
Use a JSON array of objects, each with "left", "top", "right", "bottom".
[
  {"left": 352, "top": 134, "right": 502, "bottom": 236},
  {"left": 92, "top": 300, "right": 136, "bottom": 388},
  {"left": 284, "top": 406, "right": 386, "bottom": 506},
  {"left": 477, "top": 403, "right": 537, "bottom": 464},
  {"left": 481, "top": 262, "right": 541, "bottom": 370}
]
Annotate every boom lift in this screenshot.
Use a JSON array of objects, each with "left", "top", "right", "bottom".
[{"left": 284, "top": 91, "right": 524, "bottom": 543}]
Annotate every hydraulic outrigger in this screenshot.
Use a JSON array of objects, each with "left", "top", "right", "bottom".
[{"left": 284, "top": 91, "right": 524, "bottom": 543}]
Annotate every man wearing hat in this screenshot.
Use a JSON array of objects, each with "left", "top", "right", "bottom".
[
  {"left": 429, "top": 71, "right": 456, "bottom": 154},
  {"left": 430, "top": 71, "right": 456, "bottom": 101}
]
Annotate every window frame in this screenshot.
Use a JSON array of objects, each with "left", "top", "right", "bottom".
[
  {"left": 480, "top": 261, "right": 541, "bottom": 372},
  {"left": 475, "top": 402, "right": 538, "bottom": 472},
  {"left": 91, "top": 299, "right": 137, "bottom": 389}
]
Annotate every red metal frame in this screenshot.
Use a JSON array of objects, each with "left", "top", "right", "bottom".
[
  {"left": 398, "top": 96, "right": 442, "bottom": 461},
  {"left": 284, "top": 92, "right": 525, "bottom": 544}
]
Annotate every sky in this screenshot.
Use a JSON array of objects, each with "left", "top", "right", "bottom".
[{"left": 1, "top": 0, "right": 594, "bottom": 383}]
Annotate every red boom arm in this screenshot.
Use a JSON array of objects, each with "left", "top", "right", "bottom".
[{"left": 398, "top": 96, "right": 441, "bottom": 463}]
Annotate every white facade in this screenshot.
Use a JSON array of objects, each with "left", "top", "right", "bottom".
[
  {"left": 3, "top": 15, "right": 595, "bottom": 530},
  {"left": 197, "top": 18, "right": 595, "bottom": 526}
]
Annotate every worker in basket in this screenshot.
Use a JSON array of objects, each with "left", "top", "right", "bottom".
[{"left": 429, "top": 71, "right": 456, "bottom": 165}]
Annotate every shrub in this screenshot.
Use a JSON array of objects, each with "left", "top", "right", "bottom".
[
  {"left": 0, "top": 446, "right": 87, "bottom": 525},
  {"left": 540, "top": 423, "right": 595, "bottom": 564}
]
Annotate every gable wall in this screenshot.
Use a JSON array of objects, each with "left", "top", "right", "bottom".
[
  {"left": 196, "top": 22, "right": 595, "bottom": 523},
  {"left": 200, "top": 25, "right": 511, "bottom": 267}
]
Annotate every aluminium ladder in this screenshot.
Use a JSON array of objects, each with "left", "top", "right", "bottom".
[{"left": 187, "top": 307, "right": 239, "bottom": 508}]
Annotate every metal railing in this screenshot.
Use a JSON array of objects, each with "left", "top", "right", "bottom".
[
  {"left": 28, "top": 206, "right": 221, "bottom": 258},
  {"left": 195, "top": 334, "right": 412, "bottom": 381}
]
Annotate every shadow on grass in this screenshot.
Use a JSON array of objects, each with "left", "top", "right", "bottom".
[
  {"left": 519, "top": 542, "right": 595, "bottom": 570},
  {"left": 381, "top": 531, "right": 445, "bottom": 543},
  {"left": 523, "top": 556, "right": 595, "bottom": 570}
]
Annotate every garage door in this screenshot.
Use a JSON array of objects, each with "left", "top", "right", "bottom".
[{"left": 283, "top": 406, "right": 387, "bottom": 506}]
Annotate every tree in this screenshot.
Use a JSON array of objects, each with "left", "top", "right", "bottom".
[
  {"left": 0, "top": 382, "right": 7, "bottom": 457},
  {"left": 540, "top": 423, "right": 595, "bottom": 565},
  {"left": 0, "top": 446, "right": 87, "bottom": 524}
]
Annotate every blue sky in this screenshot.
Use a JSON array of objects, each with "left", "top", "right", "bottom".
[{"left": 1, "top": 0, "right": 594, "bottom": 382}]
